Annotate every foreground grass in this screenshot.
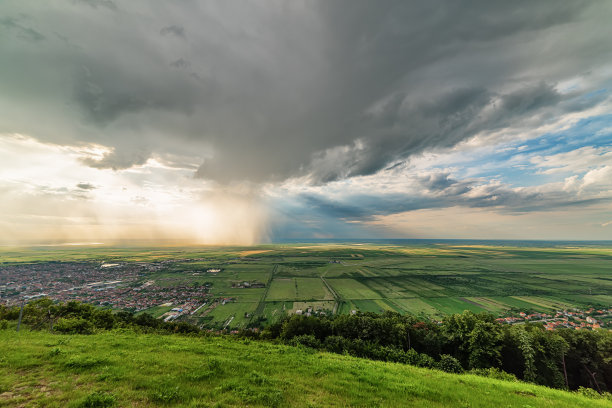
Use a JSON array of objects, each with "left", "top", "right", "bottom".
[{"left": 0, "top": 330, "right": 609, "bottom": 407}]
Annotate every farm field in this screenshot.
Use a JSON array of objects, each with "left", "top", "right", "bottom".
[{"left": 2, "top": 241, "right": 611, "bottom": 330}]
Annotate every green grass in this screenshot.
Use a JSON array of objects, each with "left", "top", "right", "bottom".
[
  {"left": 205, "top": 302, "right": 259, "bottom": 329},
  {"left": 0, "top": 329, "right": 609, "bottom": 407},
  {"left": 328, "top": 278, "right": 382, "bottom": 299},
  {"left": 266, "top": 278, "right": 332, "bottom": 301}
]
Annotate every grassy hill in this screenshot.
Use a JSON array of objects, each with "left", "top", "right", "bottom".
[{"left": 1, "top": 329, "right": 609, "bottom": 407}]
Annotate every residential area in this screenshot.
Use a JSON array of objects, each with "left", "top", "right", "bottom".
[{"left": 496, "top": 308, "right": 612, "bottom": 331}]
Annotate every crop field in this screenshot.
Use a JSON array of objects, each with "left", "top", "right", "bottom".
[{"left": 2, "top": 241, "right": 611, "bottom": 329}]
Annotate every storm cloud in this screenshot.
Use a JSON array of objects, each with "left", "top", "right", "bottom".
[{"left": 1, "top": 1, "right": 611, "bottom": 184}]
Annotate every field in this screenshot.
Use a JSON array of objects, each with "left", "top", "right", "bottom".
[
  {"left": 2, "top": 242, "right": 612, "bottom": 329},
  {"left": 0, "top": 329, "right": 609, "bottom": 407}
]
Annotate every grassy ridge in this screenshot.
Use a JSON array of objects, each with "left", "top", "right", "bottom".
[{"left": 1, "top": 329, "right": 609, "bottom": 407}]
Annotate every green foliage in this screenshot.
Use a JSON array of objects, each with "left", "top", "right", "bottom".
[
  {"left": 150, "top": 385, "right": 183, "bottom": 404},
  {"left": 54, "top": 317, "right": 95, "bottom": 334},
  {"left": 79, "top": 391, "right": 117, "bottom": 407},
  {"left": 289, "top": 334, "right": 321, "bottom": 349},
  {"left": 442, "top": 311, "right": 502, "bottom": 369},
  {"left": 575, "top": 387, "right": 612, "bottom": 401},
  {"left": 516, "top": 328, "right": 538, "bottom": 382},
  {"left": 0, "top": 320, "right": 8, "bottom": 330},
  {"left": 469, "top": 367, "right": 518, "bottom": 382},
  {"left": 436, "top": 354, "right": 463, "bottom": 373}
]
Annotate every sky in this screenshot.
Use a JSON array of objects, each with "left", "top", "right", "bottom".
[{"left": 1, "top": 0, "right": 612, "bottom": 244}]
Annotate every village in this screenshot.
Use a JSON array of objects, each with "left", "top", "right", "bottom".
[{"left": 496, "top": 307, "right": 612, "bottom": 331}]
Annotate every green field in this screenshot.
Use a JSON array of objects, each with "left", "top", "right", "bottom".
[
  {"left": 2, "top": 242, "right": 612, "bottom": 329},
  {"left": 1, "top": 329, "right": 609, "bottom": 407}
]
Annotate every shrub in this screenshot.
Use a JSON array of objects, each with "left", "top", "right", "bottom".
[
  {"left": 469, "top": 367, "right": 517, "bottom": 382},
  {"left": 436, "top": 354, "right": 464, "bottom": 373},
  {"left": 417, "top": 353, "right": 436, "bottom": 369},
  {"left": 289, "top": 334, "right": 321, "bottom": 349},
  {"left": 575, "top": 386, "right": 612, "bottom": 400},
  {"left": 79, "top": 391, "right": 117, "bottom": 407},
  {"left": 405, "top": 348, "right": 420, "bottom": 365},
  {"left": 54, "top": 317, "right": 94, "bottom": 334},
  {"left": 0, "top": 320, "right": 8, "bottom": 330}
]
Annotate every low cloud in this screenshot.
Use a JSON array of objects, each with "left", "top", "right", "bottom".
[{"left": 76, "top": 182, "right": 96, "bottom": 190}]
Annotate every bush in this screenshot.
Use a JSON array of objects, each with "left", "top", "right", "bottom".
[
  {"left": 417, "top": 353, "right": 436, "bottom": 369},
  {"left": 575, "top": 386, "right": 612, "bottom": 400},
  {"left": 469, "top": 367, "right": 517, "bottom": 382},
  {"left": 289, "top": 334, "right": 321, "bottom": 349},
  {"left": 79, "top": 391, "right": 117, "bottom": 407},
  {"left": 55, "top": 317, "right": 95, "bottom": 334},
  {"left": 323, "top": 335, "right": 347, "bottom": 353},
  {"left": 436, "top": 354, "right": 463, "bottom": 373},
  {"left": 0, "top": 320, "right": 8, "bottom": 330}
]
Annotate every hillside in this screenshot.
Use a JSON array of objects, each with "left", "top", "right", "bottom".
[{"left": 1, "top": 330, "right": 609, "bottom": 407}]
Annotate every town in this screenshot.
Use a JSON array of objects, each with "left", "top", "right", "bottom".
[{"left": 0, "top": 261, "right": 209, "bottom": 315}]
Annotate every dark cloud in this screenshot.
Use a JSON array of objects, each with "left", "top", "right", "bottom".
[
  {"left": 294, "top": 181, "right": 612, "bottom": 223},
  {"left": 170, "top": 58, "right": 190, "bottom": 69},
  {"left": 73, "top": 62, "right": 200, "bottom": 125},
  {"left": 0, "top": 1, "right": 611, "bottom": 181},
  {"left": 0, "top": 17, "right": 45, "bottom": 42},
  {"left": 80, "top": 149, "right": 150, "bottom": 170},
  {"left": 160, "top": 25, "right": 185, "bottom": 38},
  {"left": 76, "top": 182, "right": 96, "bottom": 190},
  {"left": 72, "top": 0, "right": 117, "bottom": 11}
]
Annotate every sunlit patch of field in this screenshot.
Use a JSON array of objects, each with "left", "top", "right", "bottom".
[
  {"left": 421, "top": 297, "right": 489, "bottom": 315},
  {"left": 465, "top": 297, "right": 511, "bottom": 313},
  {"left": 387, "top": 298, "right": 443, "bottom": 317},
  {"left": 351, "top": 299, "right": 396, "bottom": 314},
  {"left": 510, "top": 296, "right": 574, "bottom": 311},
  {"left": 327, "top": 278, "right": 382, "bottom": 299},
  {"left": 239, "top": 249, "right": 272, "bottom": 257}
]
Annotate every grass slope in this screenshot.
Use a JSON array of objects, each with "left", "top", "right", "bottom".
[{"left": 1, "top": 330, "right": 609, "bottom": 407}]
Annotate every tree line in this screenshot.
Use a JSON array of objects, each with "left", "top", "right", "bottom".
[
  {"left": 0, "top": 298, "right": 200, "bottom": 335},
  {"left": 256, "top": 311, "right": 612, "bottom": 393}
]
